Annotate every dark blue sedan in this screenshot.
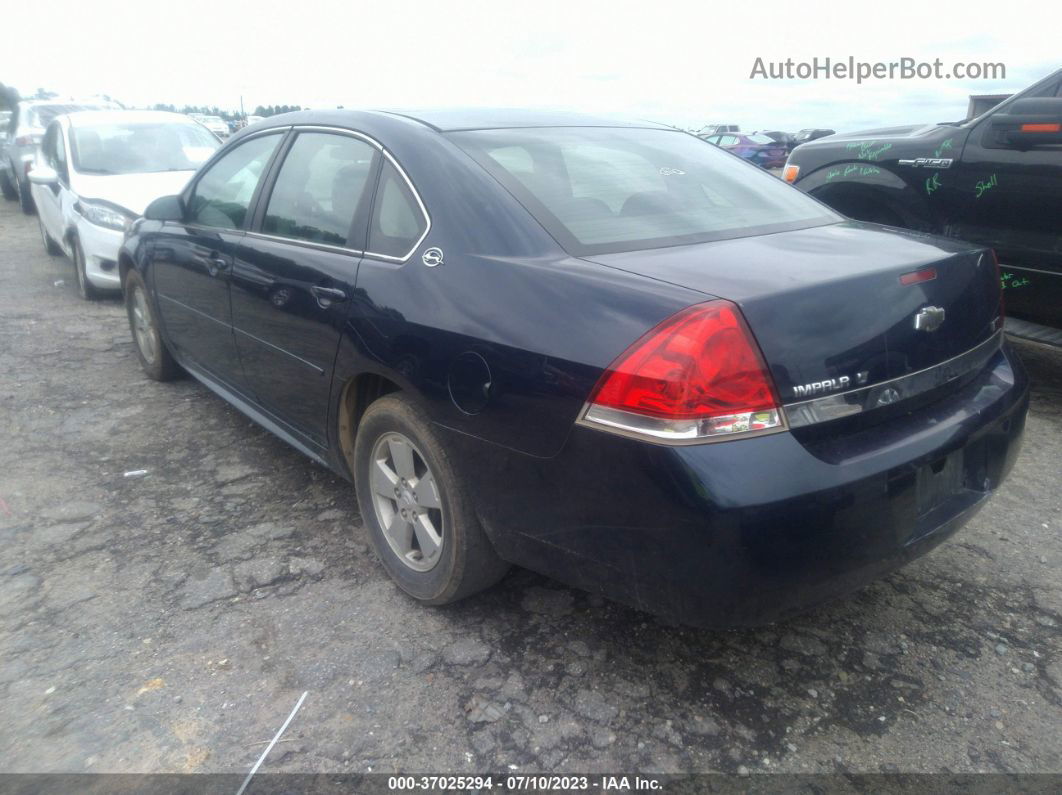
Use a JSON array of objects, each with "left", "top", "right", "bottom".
[{"left": 119, "top": 109, "right": 1028, "bottom": 627}]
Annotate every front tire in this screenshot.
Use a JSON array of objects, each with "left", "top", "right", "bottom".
[
  {"left": 354, "top": 394, "right": 509, "bottom": 605},
  {"left": 72, "top": 239, "right": 100, "bottom": 300},
  {"left": 38, "top": 216, "right": 61, "bottom": 256},
  {"left": 124, "top": 269, "right": 179, "bottom": 381}
]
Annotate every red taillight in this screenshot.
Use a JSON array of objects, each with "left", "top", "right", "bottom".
[
  {"left": 899, "top": 267, "right": 937, "bottom": 286},
  {"left": 581, "top": 300, "right": 784, "bottom": 442}
]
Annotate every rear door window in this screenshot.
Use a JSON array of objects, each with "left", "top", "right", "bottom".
[{"left": 262, "top": 132, "right": 376, "bottom": 247}]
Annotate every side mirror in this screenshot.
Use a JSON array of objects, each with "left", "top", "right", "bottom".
[
  {"left": 991, "top": 97, "right": 1062, "bottom": 148},
  {"left": 29, "top": 163, "right": 58, "bottom": 186},
  {"left": 144, "top": 194, "right": 185, "bottom": 222}
]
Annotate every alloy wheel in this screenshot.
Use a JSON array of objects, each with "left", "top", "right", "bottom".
[
  {"left": 369, "top": 432, "right": 444, "bottom": 572},
  {"left": 130, "top": 285, "right": 157, "bottom": 365}
]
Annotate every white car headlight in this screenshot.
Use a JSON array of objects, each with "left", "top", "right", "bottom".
[{"left": 78, "top": 200, "right": 134, "bottom": 232}]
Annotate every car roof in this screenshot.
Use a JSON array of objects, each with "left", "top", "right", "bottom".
[
  {"left": 64, "top": 109, "right": 203, "bottom": 127},
  {"left": 228, "top": 108, "right": 680, "bottom": 153},
  {"left": 377, "top": 108, "right": 670, "bottom": 132},
  {"left": 252, "top": 108, "right": 669, "bottom": 134}
]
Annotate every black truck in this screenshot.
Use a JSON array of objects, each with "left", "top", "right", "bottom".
[{"left": 784, "top": 67, "right": 1062, "bottom": 345}]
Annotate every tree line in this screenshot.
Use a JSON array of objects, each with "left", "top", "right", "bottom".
[{"left": 150, "top": 103, "right": 304, "bottom": 119}]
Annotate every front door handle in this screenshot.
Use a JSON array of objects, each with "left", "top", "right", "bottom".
[
  {"left": 207, "top": 252, "right": 230, "bottom": 274},
  {"left": 310, "top": 285, "right": 347, "bottom": 307}
]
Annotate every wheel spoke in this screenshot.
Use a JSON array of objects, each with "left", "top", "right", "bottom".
[
  {"left": 371, "top": 457, "right": 399, "bottom": 499},
  {"left": 383, "top": 512, "right": 413, "bottom": 551},
  {"left": 412, "top": 512, "right": 442, "bottom": 559},
  {"left": 387, "top": 437, "right": 416, "bottom": 481},
  {"left": 413, "top": 471, "right": 441, "bottom": 510}
]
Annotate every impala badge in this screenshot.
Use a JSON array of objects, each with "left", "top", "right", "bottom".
[
  {"left": 422, "top": 247, "right": 444, "bottom": 267},
  {"left": 914, "top": 305, "right": 946, "bottom": 332},
  {"left": 793, "top": 375, "right": 851, "bottom": 398}
]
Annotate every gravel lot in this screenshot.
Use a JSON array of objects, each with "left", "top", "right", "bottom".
[{"left": 1, "top": 197, "right": 1060, "bottom": 778}]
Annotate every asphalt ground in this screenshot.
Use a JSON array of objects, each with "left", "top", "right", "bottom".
[{"left": 0, "top": 196, "right": 1060, "bottom": 779}]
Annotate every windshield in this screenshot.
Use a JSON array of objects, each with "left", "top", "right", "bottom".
[
  {"left": 202, "top": 116, "right": 224, "bottom": 124},
  {"left": 71, "top": 121, "right": 220, "bottom": 175},
  {"left": 451, "top": 127, "right": 838, "bottom": 256},
  {"left": 746, "top": 134, "right": 775, "bottom": 144}
]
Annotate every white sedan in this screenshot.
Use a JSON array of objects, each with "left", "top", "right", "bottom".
[{"left": 29, "top": 110, "right": 219, "bottom": 298}]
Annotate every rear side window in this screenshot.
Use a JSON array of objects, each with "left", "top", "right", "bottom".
[
  {"left": 187, "top": 134, "right": 281, "bottom": 229},
  {"left": 368, "top": 161, "right": 427, "bottom": 258},
  {"left": 262, "top": 132, "right": 376, "bottom": 247},
  {"left": 452, "top": 126, "right": 838, "bottom": 256}
]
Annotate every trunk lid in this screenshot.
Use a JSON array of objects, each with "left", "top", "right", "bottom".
[{"left": 583, "top": 222, "right": 1001, "bottom": 406}]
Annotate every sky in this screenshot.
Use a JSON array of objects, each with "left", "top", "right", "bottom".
[{"left": 4, "top": 0, "right": 1059, "bottom": 134}]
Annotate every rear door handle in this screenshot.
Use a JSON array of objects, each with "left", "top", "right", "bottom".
[{"left": 310, "top": 285, "right": 347, "bottom": 307}]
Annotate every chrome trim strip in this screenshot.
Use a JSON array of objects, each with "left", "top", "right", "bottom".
[
  {"left": 574, "top": 403, "right": 788, "bottom": 446},
  {"left": 288, "top": 125, "right": 383, "bottom": 150},
  {"left": 783, "top": 330, "right": 1004, "bottom": 429},
  {"left": 242, "top": 229, "right": 363, "bottom": 257}
]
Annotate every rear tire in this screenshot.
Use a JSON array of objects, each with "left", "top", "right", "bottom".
[
  {"left": 38, "top": 216, "right": 61, "bottom": 256},
  {"left": 354, "top": 394, "right": 509, "bottom": 605},
  {"left": 0, "top": 168, "right": 16, "bottom": 201},
  {"left": 124, "top": 269, "right": 180, "bottom": 381},
  {"left": 18, "top": 177, "right": 35, "bottom": 215},
  {"left": 72, "top": 239, "right": 100, "bottom": 300}
]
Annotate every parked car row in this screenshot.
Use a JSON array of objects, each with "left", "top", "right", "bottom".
[
  {"left": 27, "top": 110, "right": 220, "bottom": 297},
  {"left": 187, "top": 112, "right": 231, "bottom": 139},
  {"left": 1, "top": 98, "right": 119, "bottom": 212},
  {"left": 700, "top": 131, "right": 789, "bottom": 168},
  {"left": 698, "top": 126, "right": 837, "bottom": 168}
]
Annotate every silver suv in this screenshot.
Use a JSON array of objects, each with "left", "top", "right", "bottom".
[{"left": 1, "top": 100, "right": 113, "bottom": 213}]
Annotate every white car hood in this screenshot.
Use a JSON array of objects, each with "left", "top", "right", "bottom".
[{"left": 72, "top": 171, "right": 197, "bottom": 216}]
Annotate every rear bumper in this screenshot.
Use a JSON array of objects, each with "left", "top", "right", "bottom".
[{"left": 462, "top": 345, "right": 1029, "bottom": 627}]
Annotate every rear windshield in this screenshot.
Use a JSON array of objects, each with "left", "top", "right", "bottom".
[{"left": 451, "top": 127, "right": 837, "bottom": 256}]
